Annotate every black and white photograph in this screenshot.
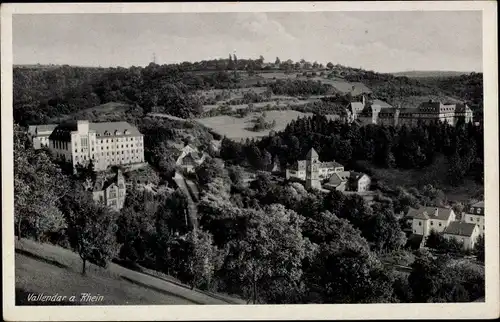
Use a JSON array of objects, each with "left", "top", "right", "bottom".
[{"left": 2, "top": 1, "right": 498, "bottom": 321}]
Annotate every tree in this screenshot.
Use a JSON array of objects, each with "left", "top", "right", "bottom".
[
  {"left": 302, "top": 211, "right": 395, "bottom": 303},
  {"left": 195, "top": 156, "right": 225, "bottom": 188},
  {"left": 14, "top": 125, "right": 69, "bottom": 242},
  {"left": 185, "top": 230, "right": 223, "bottom": 290},
  {"left": 475, "top": 234, "right": 484, "bottom": 263},
  {"left": 62, "top": 186, "right": 117, "bottom": 275},
  {"left": 275, "top": 57, "right": 281, "bottom": 66},
  {"left": 223, "top": 204, "right": 307, "bottom": 303}
]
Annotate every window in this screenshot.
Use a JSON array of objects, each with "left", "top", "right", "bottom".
[
  {"left": 107, "top": 152, "right": 109, "bottom": 156},
  {"left": 81, "top": 149, "right": 84, "bottom": 152},
  {"left": 121, "top": 145, "right": 124, "bottom": 148},
  {"left": 430, "top": 221, "right": 433, "bottom": 226},
  {"left": 439, "top": 222, "right": 442, "bottom": 227},
  {"left": 419, "top": 222, "right": 422, "bottom": 226},
  {"left": 476, "top": 208, "right": 481, "bottom": 214},
  {"left": 477, "top": 217, "right": 480, "bottom": 222}
]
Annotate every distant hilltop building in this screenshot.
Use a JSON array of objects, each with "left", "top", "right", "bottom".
[
  {"left": 33, "top": 120, "right": 145, "bottom": 171},
  {"left": 347, "top": 96, "right": 473, "bottom": 127},
  {"left": 286, "top": 148, "right": 370, "bottom": 192}
]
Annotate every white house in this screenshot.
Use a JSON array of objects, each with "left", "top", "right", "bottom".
[
  {"left": 28, "top": 124, "right": 58, "bottom": 149},
  {"left": 406, "top": 207, "right": 456, "bottom": 236},
  {"left": 175, "top": 144, "right": 207, "bottom": 173},
  {"left": 443, "top": 221, "right": 481, "bottom": 250},
  {"left": 463, "top": 201, "right": 485, "bottom": 235}
]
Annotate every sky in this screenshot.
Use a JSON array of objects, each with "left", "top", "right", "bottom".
[{"left": 13, "top": 11, "right": 483, "bottom": 73}]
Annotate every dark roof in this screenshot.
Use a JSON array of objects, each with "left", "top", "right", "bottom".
[
  {"left": 306, "top": 148, "right": 319, "bottom": 159},
  {"left": 444, "top": 221, "right": 477, "bottom": 237},
  {"left": 90, "top": 122, "right": 141, "bottom": 137},
  {"left": 93, "top": 170, "right": 125, "bottom": 191},
  {"left": 406, "top": 234, "right": 424, "bottom": 250},
  {"left": 49, "top": 122, "right": 79, "bottom": 142},
  {"left": 49, "top": 121, "right": 141, "bottom": 142},
  {"left": 320, "top": 161, "right": 344, "bottom": 168},
  {"left": 406, "top": 206, "right": 454, "bottom": 221}
]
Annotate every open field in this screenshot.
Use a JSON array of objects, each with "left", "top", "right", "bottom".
[
  {"left": 195, "top": 110, "right": 313, "bottom": 141},
  {"left": 15, "top": 239, "right": 243, "bottom": 305}
]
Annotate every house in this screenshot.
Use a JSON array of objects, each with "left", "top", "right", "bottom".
[
  {"left": 27, "top": 124, "right": 58, "bottom": 149},
  {"left": 405, "top": 206, "right": 456, "bottom": 237},
  {"left": 323, "top": 171, "right": 350, "bottom": 191},
  {"left": 175, "top": 144, "right": 208, "bottom": 173},
  {"left": 92, "top": 169, "right": 127, "bottom": 211},
  {"left": 443, "top": 221, "right": 481, "bottom": 250},
  {"left": 348, "top": 172, "right": 371, "bottom": 192},
  {"left": 463, "top": 201, "right": 485, "bottom": 235},
  {"left": 47, "top": 120, "right": 145, "bottom": 172}
]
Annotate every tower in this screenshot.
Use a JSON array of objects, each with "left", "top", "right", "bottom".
[{"left": 305, "top": 148, "right": 321, "bottom": 190}]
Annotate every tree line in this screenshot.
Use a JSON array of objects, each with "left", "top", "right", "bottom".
[{"left": 219, "top": 114, "right": 483, "bottom": 186}]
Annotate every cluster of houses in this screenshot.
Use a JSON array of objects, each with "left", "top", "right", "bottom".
[
  {"left": 345, "top": 96, "right": 474, "bottom": 127},
  {"left": 286, "top": 148, "right": 371, "bottom": 193},
  {"left": 404, "top": 201, "right": 484, "bottom": 250}
]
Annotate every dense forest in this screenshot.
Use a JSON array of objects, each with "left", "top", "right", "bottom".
[{"left": 220, "top": 115, "right": 484, "bottom": 187}]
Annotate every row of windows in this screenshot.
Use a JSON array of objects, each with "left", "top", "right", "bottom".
[
  {"left": 53, "top": 140, "right": 69, "bottom": 150},
  {"left": 417, "top": 221, "right": 443, "bottom": 227},
  {"left": 96, "top": 137, "right": 142, "bottom": 144},
  {"left": 100, "top": 149, "right": 142, "bottom": 156}
]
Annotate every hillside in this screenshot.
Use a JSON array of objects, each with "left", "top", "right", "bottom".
[
  {"left": 15, "top": 239, "right": 243, "bottom": 305},
  {"left": 13, "top": 59, "right": 483, "bottom": 127},
  {"left": 391, "top": 71, "right": 472, "bottom": 78}
]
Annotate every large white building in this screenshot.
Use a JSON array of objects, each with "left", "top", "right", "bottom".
[{"left": 48, "top": 120, "right": 145, "bottom": 171}]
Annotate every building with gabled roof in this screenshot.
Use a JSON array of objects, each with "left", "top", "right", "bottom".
[
  {"left": 405, "top": 206, "right": 456, "bottom": 237},
  {"left": 175, "top": 144, "right": 208, "bottom": 173},
  {"left": 28, "top": 124, "right": 58, "bottom": 149},
  {"left": 463, "top": 200, "right": 485, "bottom": 235},
  {"left": 92, "top": 169, "right": 127, "bottom": 211},
  {"left": 443, "top": 221, "right": 481, "bottom": 250}
]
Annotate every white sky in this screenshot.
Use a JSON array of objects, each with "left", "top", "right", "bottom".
[{"left": 13, "top": 11, "right": 483, "bottom": 73}]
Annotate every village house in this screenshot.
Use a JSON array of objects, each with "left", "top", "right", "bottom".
[
  {"left": 91, "top": 169, "right": 127, "bottom": 211},
  {"left": 175, "top": 144, "right": 208, "bottom": 173},
  {"left": 27, "top": 124, "right": 58, "bottom": 149},
  {"left": 443, "top": 221, "right": 481, "bottom": 250},
  {"left": 463, "top": 201, "right": 485, "bottom": 235},
  {"left": 405, "top": 206, "right": 457, "bottom": 237},
  {"left": 323, "top": 171, "right": 371, "bottom": 193},
  {"left": 47, "top": 120, "right": 145, "bottom": 172}
]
